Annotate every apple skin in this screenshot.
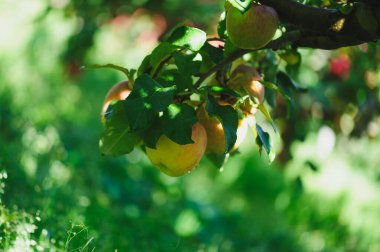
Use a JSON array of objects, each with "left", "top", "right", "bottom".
[
  {"left": 101, "top": 81, "right": 131, "bottom": 124},
  {"left": 146, "top": 123, "right": 207, "bottom": 177},
  {"left": 197, "top": 105, "right": 248, "bottom": 155},
  {"left": 226, "top": 5, "right": 278, "bottom": 49},
  {"left": 229, "top": 65, "right": 265, "bottom": 103}
]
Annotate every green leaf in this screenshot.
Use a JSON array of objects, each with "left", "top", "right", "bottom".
[
  {"left": 226, "top": 0, "right": 253, "bottom": 13},
  {"left": 206, "top": 95, "right": 238, "bottom": 153},
  {"left": 162, "top": 104, "right": 197, "bottom": 145},
  {"left": 257, "top": 103, "right": 277, "bottom": 133},
  {"left": 260, "top": 79, "right": 295, "bottom": 120},
  {"left": 157, "top": 69, "right": 192, "bottom": 92},
  {"left": 278, "top": 49, "right": 301, "bottom": 65},
  {"left": 339, "top": 3, "right": 353, "bottom": 15},
  {"left": 162, "top": 20, "right": 188, "bottom": 41},
  {"left": 100, "top": 101, "right": 141, "bottom": 156},
  {"left": 217, "top": 12, "right": 227, "bottom": 39},
  {"left": 141, "top": 116, "right": 163, "bottom": 149},
  {"left": 124, "top": 74, "right": 176, "bottom": 131},
  {"left": 173, "top": 72, "right": 193, "bottom": 92},
  {"left": 200, "top": 42, "right": 224, "bottom": 64},
  {"left": 255, "top": 124, "right": 270, "bottom": 155},
  {"left": 203, "top": 86, "right": 241, "bottom": 98},
  {"left": 259, "top": 81, "right": 291, "bottom": 101},
  {"left": 167, "top": 26, "right": 207, "bottom": 51},
  {"left": 224, "top": 38, "right": 238, "bottom": 57},
  {"left": 138, "top": 54, "right": 152, "bottom": 76},
  {"left": 277, "top": 71, "right": 307, "bottom": 93},
  {"left": 206, "top": 153, "right": 229, "bottom": 170},
  {"left": 150, "top": 42, "right": 179, "bottom": 70},
  {"left": 172, "top": 51, "right": 201, "bottom": 76}
]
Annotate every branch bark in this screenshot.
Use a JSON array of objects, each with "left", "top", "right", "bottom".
[{"left": 259, "top": 0, "right": 380, "bottom": 49}]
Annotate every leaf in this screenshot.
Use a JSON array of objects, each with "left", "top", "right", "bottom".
[
  {"left": 172, "top": 51, "right": 201, "bottom": 76},
  {"left": 206, "top": 153, "right": 229, "bottom": 171},
  {"left": 124, "top": 74, "right": 176, "bottom": 131},
  {"left": 150, "top": 42, "right": 179, "bottom": 70},
  {"left": 141, "top": 116, "right": 163, "bottom": 149},
  {"left": 161, "top": 20, "right": 188, "bottom": 41},
  {"left": 166, "top": 26, "right": 207, "bottom": 51},
  {"left": 162, "top": 104, "right": 197, "bottom": 145},
  {"left": 200, "top": 42, "right": 224, "bottom": 64},
  {"left": 217, "top": 12, "right": 227, "bottom": 39},
  {"left": 224, "top": 38, "right": 238, "bottom": 57},
  {"left": 157, "top": 69, "right": 192, "bottom": 92},
  {"left": 203, "top": 86, "right": 241, "bottom": 98},
  {"left": 226, "top": 0, "right": 253, "bottom": 13},
  {"left": 138, "top": 54, "right": 152, "bottom": 75},
  {"left": 255, "top": 124, "right": 270, "bottom": 155},
  {"left": 278, "top": 49, "right": 301, "bottom": 65},
  {"left": 339, "top": 4, "right": 353, "bottom": 15},
  {"left": 173, "top": 72, "right": 193, "bottom": 92},
  {"left": 99, "top": 101, "right": 141, "bottom": 156},
  {"left": 259, "top": 81, "right": 291, "bottom": 101},
  {"left": 206, "top": 95, "right": 238, "bottom": 153},
  {"left": 257, "top": 103, "right": 277, "bottom": 133},
  {"left": 277, "top": 71, "right": 307, "bottom": 94}
]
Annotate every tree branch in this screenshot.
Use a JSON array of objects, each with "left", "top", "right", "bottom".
[
  {"left": 259, "top": 0, "right": 380, "bottom": 49},
  {"left": 294, "top": 33, "right": 366, "bottom": 50}
]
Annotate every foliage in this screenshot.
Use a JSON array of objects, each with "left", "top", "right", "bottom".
[{"left": 0, "top": 0, "right": 380, "bottom": 251}]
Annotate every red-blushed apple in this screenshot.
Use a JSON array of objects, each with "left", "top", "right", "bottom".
[
  {"left": 226, "top": 5, "right": 278, "bottom": 49},
  {"left": 101, "top": 81, "right": 131, "bottom": 124}
]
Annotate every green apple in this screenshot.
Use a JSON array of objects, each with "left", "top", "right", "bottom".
[{"left": 226, "top": 5, "right": 278, "bottom": 49}]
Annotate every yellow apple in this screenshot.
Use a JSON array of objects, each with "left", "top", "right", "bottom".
[
  {"left": 101, "top": 81, "right": 131, "bottom": 124},
  {"left": 197, "top": 105, "right": 248, "bottom": 155},
  {"left": 226, "top": 5, "right": 278, "bottom": 49},
  {"left": 146, "top": 123, "right": 207, "bottom": 177}
]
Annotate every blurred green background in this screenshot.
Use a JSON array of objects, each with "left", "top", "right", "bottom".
[{"left": 1, "top": 1, "right": 380, "bottom": 251}]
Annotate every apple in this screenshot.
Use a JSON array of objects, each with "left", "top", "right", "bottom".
[
  {"left": 101, "top": 81, "right": 131, "bottom": 124},
  {"left": 226, "top": 4, "right": 278, "bottom": 49},
  {"left": 145, "top": 123, "right": 207, "bottom": 177},
  {"left": 329, "top": 54, "right": 351, "bottom": 80},
  {"left": 228, "top": 65, "right": 265, "bottom": 103},
  {"left": 197, "top": 105, "right": 248, "bottom": 155}
]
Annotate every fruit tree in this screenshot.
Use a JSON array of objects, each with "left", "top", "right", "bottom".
[{"left": 94, "top": 0, "right": 380, "bottom": 176}]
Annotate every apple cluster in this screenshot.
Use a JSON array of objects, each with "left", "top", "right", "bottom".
[
  {"left": 101, "top": 63, "right": 265, "bottom": 177},
  {"left": 99, "top": 3, "right": 278, "bottom": 177}
]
